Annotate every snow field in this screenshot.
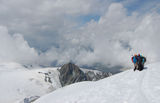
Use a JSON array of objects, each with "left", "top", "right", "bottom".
[{"left": 34, "top": 62, "right": 160, "bottom": 103}]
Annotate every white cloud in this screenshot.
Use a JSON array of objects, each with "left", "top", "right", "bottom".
[
  {"left": 0, "top": 1, "right": 160, "bottom": 69},
  {"left": 41, "top": 3, "right": 160, "bottom": 68},
  {"left": 0, "top": 0, "right": 111, "bottom": 50},
  {"left": 0, "top": 26, "right": 38, "bottom": 65}
]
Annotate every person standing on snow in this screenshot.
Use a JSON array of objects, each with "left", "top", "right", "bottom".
[
  {"left": 131, "top": 54, "right": 138, "bottom": 71},
  {"left": 131, "top": 54, "right": 146, "bottom": 71},
  {"left": 137, "top": 54, "right": 146, "bottom": 71}
]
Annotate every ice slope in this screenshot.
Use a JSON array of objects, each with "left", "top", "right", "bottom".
[
  {"left": 34, "top": 62, "right": 160, "bottom": 103},
  {"left": 0, "top": 62, "right": 61, "bottom": 103}
]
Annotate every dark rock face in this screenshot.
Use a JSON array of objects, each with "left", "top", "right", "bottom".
[
  {"left": 59, "top": 63, "right": 111, "bottom": 86},
  {"left": 59, "top": 63, "right": 87, "bottom": 86}
]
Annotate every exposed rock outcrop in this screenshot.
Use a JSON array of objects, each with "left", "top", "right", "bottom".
[
  {"left": 59, "top": 63, "right": 87, "bottom": 86},
  {"left": 59, "top": 63, "right": 111, "bottom": 86}
]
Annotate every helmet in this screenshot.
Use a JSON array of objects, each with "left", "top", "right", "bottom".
[{"left": 138, "top": 54, "right": 140, "bottom": 56}]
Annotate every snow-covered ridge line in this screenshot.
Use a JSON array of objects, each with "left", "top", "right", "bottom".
[{"left": 34, "top": 62, "right": 160, "bottom": 103}]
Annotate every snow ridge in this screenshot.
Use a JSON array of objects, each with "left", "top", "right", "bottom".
[{"left": 34, "top": 62, "right": 160, "bottom": 103}]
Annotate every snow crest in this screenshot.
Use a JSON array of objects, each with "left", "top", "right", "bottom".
[{"left": 34, "top": 63, "right": 160, "bottom": 103}]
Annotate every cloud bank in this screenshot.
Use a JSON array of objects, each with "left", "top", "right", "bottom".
[
  {"left": 0, "top": 26, "right": 38, "bottom": 65},
  {"left": 0, "top": 0, "right": 111, "bottom": 50},
  {"left": 0, "top": 1, "right": 160, "bottom": 69},
  {"left": 41, "top": 3, "right": 160, "bottom": 67}
]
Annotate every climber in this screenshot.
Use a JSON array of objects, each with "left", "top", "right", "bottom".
[
  {"left": 131, "top": 54, "right": 146, "bottom": 71},
  {"left": 137, "top": 54, "right": 146, "bottom": 71},
  {"left": 131, "top": 54, "right": 138, "bottom": 71}
]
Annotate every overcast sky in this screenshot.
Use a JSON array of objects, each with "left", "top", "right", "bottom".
[{"left": 0, "top": 0, "right": 160, "bottom": 68}]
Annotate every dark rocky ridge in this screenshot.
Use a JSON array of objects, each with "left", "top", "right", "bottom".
[{"left": 59, "top": 63, "right": 111, "bottom": 86}]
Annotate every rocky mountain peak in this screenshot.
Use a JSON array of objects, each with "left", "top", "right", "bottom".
[
  {"left": 59, "top": 63, "right": 87, "bottom": 86},
  {"left": 59, "top": 63, "right": 111, "bottom": 86},
  {"left": 59, "top": 63, "right": 82, "bottom": 76}
]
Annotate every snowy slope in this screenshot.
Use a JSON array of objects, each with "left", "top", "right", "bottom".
[
  {"left": 0, "top": 62, "right": 61, "bottom": 103},
  {"left": 34, "top": 62, "right": 160, "bottom": 103}
]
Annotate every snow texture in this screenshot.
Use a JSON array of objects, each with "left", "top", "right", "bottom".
[
  {"left": 34, "top": 62, "right": 160, "bottom": 103},
  {"left": 0, "top": 62, "right": 109, "bottom": 103},
  {"left": 0, "top": 62, "right": 61, "bottom": 103}
]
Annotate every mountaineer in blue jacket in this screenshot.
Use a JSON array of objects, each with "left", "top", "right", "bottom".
[
  {"left": 131, "top": 54, "right": 146, "bottom": 71},
  {"left": 131, "top": 54, "right": 138, "bottom": 71}
]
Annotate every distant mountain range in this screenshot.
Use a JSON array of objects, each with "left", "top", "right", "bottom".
[{"left": 0, "top": 62, "right": 111, "bottom": 103}]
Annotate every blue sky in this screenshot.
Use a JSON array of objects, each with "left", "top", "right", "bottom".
[
  {"left": 77, "top": 0, "right": 160, "bottom": 23},
  {"left": 77, "top": 15, "right": 100, "bottom": 24},
  {"left": 123, "top": 0, "right": 160, "bottom": 13}
]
